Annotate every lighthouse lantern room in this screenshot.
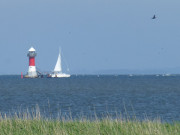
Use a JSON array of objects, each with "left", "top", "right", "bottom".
[{"left": 25, "top": 47, "right": 38, "bottom": 78}]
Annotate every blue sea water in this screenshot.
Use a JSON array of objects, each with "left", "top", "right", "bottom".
[{"left": 0, "top": 75, "right": 179, "bottom": 121}]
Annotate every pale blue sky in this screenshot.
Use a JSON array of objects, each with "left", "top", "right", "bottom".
[{"left": 0, "top": 0, "right": 180, "bottom": 74}]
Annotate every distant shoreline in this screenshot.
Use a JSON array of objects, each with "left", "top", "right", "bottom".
[{"left": 1, "top": 74, "right": 180, "bottom": 76}]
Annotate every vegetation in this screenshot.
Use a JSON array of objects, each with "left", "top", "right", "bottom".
[{"left": 0, "top": 109, "right": 179, "bottom": 135}]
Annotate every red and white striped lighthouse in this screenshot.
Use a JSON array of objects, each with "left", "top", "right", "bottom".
[{"left": 26, "top": 47, "right": 38, "bottom": 78}]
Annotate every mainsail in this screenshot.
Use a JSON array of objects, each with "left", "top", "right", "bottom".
[{"left": 54, "top": 52, "right": 62, "bottom": 72}]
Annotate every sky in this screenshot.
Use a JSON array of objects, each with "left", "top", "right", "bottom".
[{"left": 0, "top": 0, "right": 180, "bottom": 74}]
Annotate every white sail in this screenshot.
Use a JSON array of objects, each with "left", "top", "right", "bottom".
[
  {"left": 49, "top": 48, "right": 70, "bottom": 78},
  {"left": 54, "top": 53, "right": 62, "bottom": 72}
]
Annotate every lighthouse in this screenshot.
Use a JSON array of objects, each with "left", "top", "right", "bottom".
[{"left": 25, "top": 47, "right": 38, "bottom": 78}]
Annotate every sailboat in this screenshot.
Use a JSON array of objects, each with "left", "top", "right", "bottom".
[{"left": 49, "top": 49, "right": 70, "bottom": 78}]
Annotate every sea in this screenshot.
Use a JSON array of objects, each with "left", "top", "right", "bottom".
[{"left": 0, "top": 75, "right": 179, "bottom": 122}]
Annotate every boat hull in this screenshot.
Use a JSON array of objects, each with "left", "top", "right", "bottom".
[{"left": 50, "top": 73, "right": 70, "bottom": 78}]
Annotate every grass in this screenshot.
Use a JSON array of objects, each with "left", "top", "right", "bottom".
[{"left": 0, "top": 108, "right": 179, "bottom": 135}]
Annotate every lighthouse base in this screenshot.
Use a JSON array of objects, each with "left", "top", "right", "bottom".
[
  {"left": 24, "top": 74, "right": 38, "bottom": 78},
  {"left": 25, "top": 66, "right": 38, "bottom": 78}
]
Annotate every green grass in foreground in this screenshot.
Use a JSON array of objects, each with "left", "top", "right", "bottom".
[
  {"left": 0, "top": 106, "right": 179, "bottom": 135},
  {"left": 0, "top": 117, "right": 179, "bottom": 135}
]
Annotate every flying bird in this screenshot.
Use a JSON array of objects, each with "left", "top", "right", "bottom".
[{"left": 152, "top": 15, "right": 156, "bottom": 19}]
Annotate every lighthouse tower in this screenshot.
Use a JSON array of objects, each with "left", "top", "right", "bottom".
[{"left": 26, "top": 47, "right": 38, "bottom": 78}]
